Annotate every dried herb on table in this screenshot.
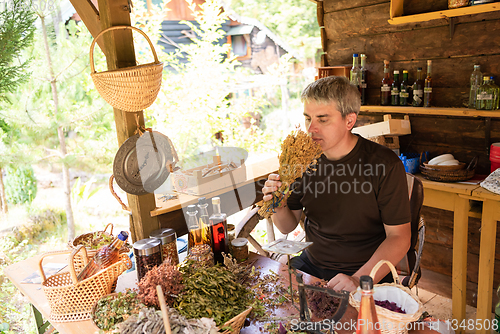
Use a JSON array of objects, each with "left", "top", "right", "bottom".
[
  {"left": 176, "top": 263, "right": 250, "bottom": 326},
  {"left": 115, "top": 306, "right": 218, "bottom": 334},
  {"left": 259, "top": 129, "right": 322, "bottom": 219},
  {"left": 375, "top": 299, "right": 406, "bottom": 313},
  {"left": 306, "top": 281, "right": 341, "bottom": 319},
  {"left": 136, "top": 258, "right": 183, "bottom": 308},
  {"left": 93, "top": 290, "right": 145, "bottom": 331}
]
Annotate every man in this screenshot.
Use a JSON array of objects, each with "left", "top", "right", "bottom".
[{"left": 262, "top": 76, "right": 411, "bottom": 292}]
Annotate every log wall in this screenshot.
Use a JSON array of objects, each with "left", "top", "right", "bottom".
[{"left": 321, "top": 0, "right": 500, "bottom": 306}]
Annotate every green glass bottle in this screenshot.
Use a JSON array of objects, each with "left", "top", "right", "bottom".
[
  {"left": 476, "top": 76, "right": 494, "bottom": 110},
  {"left": 489, "top": 76, "right": 500, "bottom": 110},
  {"left": 400, "top": 70, "right": 410, "bottom": 106},
  {"left": 412, "top": 67, "right": 424, "bottom": 107},
  {"left": 391, "top": 70, "right": 400, "bottom": 106}
]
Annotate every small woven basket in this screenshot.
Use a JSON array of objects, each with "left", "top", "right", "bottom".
[
  {"left": 90, "top": 25, "right": 163, "bottom": 112},
  {"left": 221, "top": 306, "right": 253, "bottom": 334},
  {"left": 349, "top": 260, "right": 423, "bottom": 334},
  {"left": 68, "top": 223, "right": 129, "bottom": 267},
  {"left": 39, "top": 245, "right": 132, "bottom": 322},
  {"left": 420, "top": 156, "right": 477, "bottom": 182}
]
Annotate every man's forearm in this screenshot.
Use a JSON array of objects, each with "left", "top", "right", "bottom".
[
  {"left": 270, "top": 206, "right": 301, "bottom": 234},
  {"left": 353, "top": 225, "right": 411, "bottom": 283}
]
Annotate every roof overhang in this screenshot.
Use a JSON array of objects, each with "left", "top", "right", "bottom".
[{"left": 226, "top": 25, "right": 254, "bottom": 36}]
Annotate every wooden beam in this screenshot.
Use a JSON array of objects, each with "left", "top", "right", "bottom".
[
  {"left": 68, "top": 0, "right": 106, "bottom": 53},
  {"left": 97, "top": 0, "right": 159, "bottom": 243}
]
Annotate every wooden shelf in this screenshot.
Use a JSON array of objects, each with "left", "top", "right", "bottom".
[
  {"left": 389, "top": 1, "right": 500, "bottom": 25},
  {"left": 360, "top": 105, "right": 500, "bottom": 118}
]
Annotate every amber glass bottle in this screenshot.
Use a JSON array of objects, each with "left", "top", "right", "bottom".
[
  {"left": 412, "top": 67, "right": 424, "bottom": 107},
  {"left": 356, "top": 276, "right": 382, "bottom": 334},
  {"left": 423, "top": 60, "right": 433, "bottom": 107}
]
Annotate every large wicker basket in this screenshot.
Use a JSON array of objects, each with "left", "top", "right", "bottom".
[
  {"left": 90, "top": 25, "right": 163, "bottom": 112},
  {"left": 349, "top": 260, "right": 423, "bottom": 334},
  {"left": 39, "top": 245, "right": 132, "bottom": 322},
  {"left": 222, "top": 306, "right": 253, "bottom": 334}
]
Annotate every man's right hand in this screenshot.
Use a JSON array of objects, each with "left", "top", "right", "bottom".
[{"left": 262, "top": 173, "right": 281, "bottom": 201}]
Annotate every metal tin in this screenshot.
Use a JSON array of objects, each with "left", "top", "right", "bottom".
[
  {"left": 150, "top": 228, "right": 179, "bottom": 265},
  {"left": 133, "top": 238, "right": 162, "bottom": 256},
  {"left": 150, "top": 228, "right": 176, "bottom": 244}
]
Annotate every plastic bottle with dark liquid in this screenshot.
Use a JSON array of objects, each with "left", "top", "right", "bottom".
[{"left": 209, "top": 197, "right": 227, "bottom": 264}]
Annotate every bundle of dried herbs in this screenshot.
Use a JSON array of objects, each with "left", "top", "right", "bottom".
[
  {"left": 306, "top": 281, "right": 341, "bottom": 319},
  {"left": 114, "top": 307, "right": 219, "bottom": 334},
  {"left": 136, "top": 258, "right": 183, "bottom": 308},
  {"left": 176, "top": 264, "right": 250, "bottom": 326},
  {"left": 259, "top": 129, "right": 322, "bottom": 219},
  {"left": 77, "top": 232, "right": 114, "bottom": 249},
  {"left": 93, "top": 290, "right": 144, "bottom": 331}
]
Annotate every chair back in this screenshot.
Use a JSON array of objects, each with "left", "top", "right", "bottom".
[{"left": 400, "top": 173, "right": 425, "bottom": 288}]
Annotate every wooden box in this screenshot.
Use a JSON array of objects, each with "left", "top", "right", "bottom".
[
  {"left": 171, "top": 156, "right": 247, "bottom": 195},
  {"left": 352, "top": 115, "right": 411, "bottom": 138},
  {"left": 317, "top": 66, "right": 350, "bottom": 79}
]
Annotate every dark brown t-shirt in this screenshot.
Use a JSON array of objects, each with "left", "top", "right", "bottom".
[{"left": 287, "top": 135, "right": 411, "bottom": 272}]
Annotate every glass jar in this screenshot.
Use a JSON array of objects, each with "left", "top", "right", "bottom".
[
  {"left": 150, "top": 228, "right": 179, "bottom": 265},
  {"left": 133, "top": 238, "right": 162, "bottom": 282},
  {"left": 231, "top": 238, "right": 249, "bottom": 262},
  {"left": 186, "top": 244, "right": 214, "bottom": 268}
]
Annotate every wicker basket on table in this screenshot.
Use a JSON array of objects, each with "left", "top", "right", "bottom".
[
  {"left": 39, "top": 245, "right": 132, "bottom": 322},
  {"left": 89, "top": 25, "right": 163, "bottom": 112},
  {"left": 349, "top": 260, "right": 423, "bottom": 334},
  {"left": 221, "top": 306, "right": 253, "bottom": 334},
  {"left": 419, "top": 156, "right": 478, "bottom": 182},
  {"left": 68, "top": 223, "right": 129, "bottom": 290}
]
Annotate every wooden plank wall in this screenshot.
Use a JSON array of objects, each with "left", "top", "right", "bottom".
[{"left": 321, "top": 0, "right": 500, "bottom": 306}]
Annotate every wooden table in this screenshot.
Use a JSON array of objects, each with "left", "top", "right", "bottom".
[
  {"left": 5, "top": 251, "right": 440, "bottom": 334},
  {"left": 417, "top": 175, "right": 500, "bottom": 334}
]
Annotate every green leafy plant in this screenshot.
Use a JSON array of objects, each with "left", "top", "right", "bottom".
[
  {"left": 4, "top": 165, "right": 37, "bottom": 204},
  {"left": 70, "top": 177, "right": 102, "bottom": 208}
]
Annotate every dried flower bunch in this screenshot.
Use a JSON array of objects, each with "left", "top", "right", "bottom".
[
  {"left": 259, "top": 129, "right": 322, "bottom": 219},
  {"left": 76, "top": 232, "right": 114, "bottom": 250},
  {"left": 136, "top": 258, "right": 183, "bottom": 308}
]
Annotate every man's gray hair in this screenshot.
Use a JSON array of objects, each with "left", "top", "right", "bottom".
[{"left": 301, "top": 76, "right": 361, "bottom": 118}]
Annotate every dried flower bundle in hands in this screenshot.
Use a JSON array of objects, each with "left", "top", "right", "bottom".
[{"left": 259, "top": 129, "right": 322, "bottom": 219}]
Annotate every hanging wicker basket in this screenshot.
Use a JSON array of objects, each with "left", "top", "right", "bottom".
[
  {"left": 39, "top": 245, "right": 132, "bottom": 322},
  {"left": 90, "top": 25, "right": 163, "bottom": 112},
  {"left": 349, "top": 260, "right": 423, "bottom": 334}
]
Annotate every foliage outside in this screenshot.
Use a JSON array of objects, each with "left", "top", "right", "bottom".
[{"left": 4, "top": 165, "right": 37, "bottom": 204}]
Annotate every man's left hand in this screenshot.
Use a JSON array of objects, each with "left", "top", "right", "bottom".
[{"left": 327, "top": 274, "right": 360, "bottom": 292}]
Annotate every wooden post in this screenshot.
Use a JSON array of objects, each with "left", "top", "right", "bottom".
[{"left": 95, "top": 0, "right": 159, "bottom": 242}]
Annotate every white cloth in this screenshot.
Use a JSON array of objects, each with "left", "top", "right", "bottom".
[{"left": 480, "top": 168, "right": 500, "bottom": 195}]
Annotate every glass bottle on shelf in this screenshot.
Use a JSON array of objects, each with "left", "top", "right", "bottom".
[
  {"left": 391, "top": 70, "right": 400, "bottom": 106},
  {"left": 350, "top": 53, "right": 361, "bottom": 88},
  {"left": 209, "top": 197, "right": 228, "bottom": 264},
  {"left": 355, "top": 275, "right": 382, "bottom": 334},
  {"left": 380, "top": 60, "right": 392, "bottom": 106},
  {"left": 489, "top": 76, "right": 500, "bottom": 110},
  {"left": 423, "top": 60, "right": 433, "bottom": 108},
  {"left": 469, "top": 65, "right": 483, "bottom": 109},
  {"left": 360, "top": 54, "right": 367, "bottom": 105},
  {"left": 77, "top": 231, "right": 129, "bottom": 281},
  {"left": 476, "top": 76, "right": 494, "bottom": 110},
  {"left": 412, "top": 67, "right": 424, "bottom": 107},
  {"left": 400, "top": 70, "right": 410, "bottom": 106}
]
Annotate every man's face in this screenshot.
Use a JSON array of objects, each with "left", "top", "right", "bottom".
[{"left": 304, "top": 101, "right": 356, "bottom": 160}]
